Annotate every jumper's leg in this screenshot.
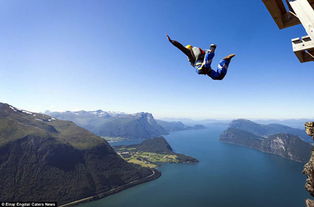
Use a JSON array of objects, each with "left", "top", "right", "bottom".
[
  {"left": 207, "top": 59, "right": 231, "bottom": 80},
  {"left": 195, "top": 50, "right": 215, "bottom": 75},
  {"left": 202, "top": 51, "right": 215, "bottom": 69}
]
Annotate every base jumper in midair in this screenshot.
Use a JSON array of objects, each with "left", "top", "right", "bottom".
[{"left": 166, "top": 35, "right": 235, "bottom": 80}]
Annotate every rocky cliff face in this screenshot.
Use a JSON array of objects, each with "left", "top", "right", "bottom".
[
  {"left": 304, "top": 148, "right": 314, "bottom": 207},
  {"left": 304, "top": 122, "right": 314, "bottom": 207},
  {"left": 262, "top": 134, "right": 312, "bottom": 162},
  {"left": 220, "top": 128, "right": 312, "bottom": 162},
  {"left": 0, "top": 103, "right": 159, "bottom": 205}
]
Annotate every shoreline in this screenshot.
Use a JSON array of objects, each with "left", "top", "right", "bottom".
[
  {"left": 59, "top": 168, "right": 161, "bottom": 207},
  {"left": 220, "top": 140, "right": 307, "bottom": 163}
]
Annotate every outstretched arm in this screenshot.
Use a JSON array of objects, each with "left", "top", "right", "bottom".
[
  {"left": 166, "top": 34, "right": 195, "bottom": 64},
  {"left": 166, "top": 34, "right": 172, "bottom": 42},
  {"left": 166, "top": 35, "right": 188, "bottom": 53}
]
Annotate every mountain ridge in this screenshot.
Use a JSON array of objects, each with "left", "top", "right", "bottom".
[
  {"left": 220, "top": 120, "right": 313, "bottom": 162},
  {"left": 47, "top": 110, "right": 168, "bottom": 139},
  {"left": 230, "top": 119, "right": 311, "bottom": 142},
  {"left": 0, "top": 103, "right": 160, "bottom": 204},
  {"left": 46, "top": 110, "right": 206, "bottom": 140}
]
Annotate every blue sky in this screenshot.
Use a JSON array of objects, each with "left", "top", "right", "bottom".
[{"left": 0, "top": 0, "right": 313, "bottom": 119}]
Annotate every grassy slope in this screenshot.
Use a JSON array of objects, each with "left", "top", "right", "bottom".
[
  {"left": 125, "top": 151, "right": 180, "bottom": 168},
  {"left": 0, "top": 104, "right": 105, "bottom": 149}
]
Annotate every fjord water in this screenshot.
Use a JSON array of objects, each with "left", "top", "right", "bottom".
[{"left": 81, "top": 127, "right": 308, "bottom": 207}]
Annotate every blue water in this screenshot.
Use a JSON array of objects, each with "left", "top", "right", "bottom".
[{"left": 81, "top": 127, "right": 309, "bottom": 207}]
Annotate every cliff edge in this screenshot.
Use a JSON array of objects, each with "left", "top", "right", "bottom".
[{"left": 304, "top": 122, "right": 314, "bottom": 207}]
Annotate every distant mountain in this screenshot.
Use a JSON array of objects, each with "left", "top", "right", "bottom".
[
  {"left": 0, "top": 103, "right": 160, "bottom": 204},
  {"left": 159, "top": 118, "right": 230, "bottom": 128},
  {"left": 220, "top": 121, "right": 313, "bottom": 162},
  {"left": 156, "top": 120, "right": 205, "bottom": 132},
  {"left": 46, "top": 110, "right": 168, "bottom": 139},
  {"left": 230, "top": 119, "right": 311, "bottom": 142},
  {"left": 254, "top": 119, "right": 313, "bottom": 129}
]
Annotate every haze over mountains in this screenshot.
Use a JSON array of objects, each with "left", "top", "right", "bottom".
[
  {"left": 47, "top": 110, "right": 167, "bottom": 139},
  {"left": 0, "top": 103, "right": 159, "bottom": 204},
  {"left": 47, "top": 110, "right": 205, "bottom": 139},
  {"left": 156, "top": 118, "right": 313, "bottom": 130},
  {"left": 220, "top": 119, "right": 313, "bottom": 162},
  {"left": 156, "top": 120, "right": 205, "bottom": 132},
  {"left": 253, "top": 119, "right": 314, "bottom": 129}
]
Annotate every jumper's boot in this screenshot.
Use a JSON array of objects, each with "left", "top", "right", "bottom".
[{"left": 223, "top": 54, "right": 236, "bottom": 61}]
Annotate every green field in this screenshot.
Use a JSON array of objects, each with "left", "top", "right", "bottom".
[{"left": 117, "top": 149, "right": 180, "bottom": 168}]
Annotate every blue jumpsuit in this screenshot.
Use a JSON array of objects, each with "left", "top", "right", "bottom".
[{"left": 194, "top": 50, "right": 231, "bottom": 80}]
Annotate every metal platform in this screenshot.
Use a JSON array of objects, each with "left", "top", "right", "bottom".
[
  {"left": 262, "top": 0, "right": 314, "bottom": 62},
  {"left": 292, "top": 36, "right": 314, "bottom": 62}
]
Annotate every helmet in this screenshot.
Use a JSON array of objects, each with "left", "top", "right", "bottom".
[
  {"left": 210, "top": 44, "right": 217, "bottom": 48},
  {"left": 185, "top": 45, "right": 193, "bottom": 49}
]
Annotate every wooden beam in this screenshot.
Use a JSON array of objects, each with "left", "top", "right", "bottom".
[
  {"left": 282, "top": 12, "right": 301, "bottom": 27},
  {"left": 262, "top": 0, "right": 300, "bottom": 29},
  {"left": 294, "top": 49, "right": 314, "bottom": 62},
  {"left": 262, "top": 0, "right": 285, "bottom": 28}
]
